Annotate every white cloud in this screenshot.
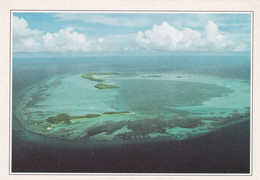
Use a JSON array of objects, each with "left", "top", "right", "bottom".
[
  {"left": 234, "top": 43, "right": 247, "bottom": 52},
  {"left": 13, "top": 16, "right": 92, "bottom": 52},
  {"left": 42, "top": 27, "right": 92, "bottom": 52},
  {"left": 13, "top": 16, "right": 43, "bottom": 52},
  {"left": 13, "top": 16, "right": 42, "bottom": 37},
  {"left": 98, "top": 38, "right": 104, "bottom": 43},
  {"left": 13, "top": 15, "right": 249, "bottom": 53},
  {"left": 136, "top": 21, "right": 202, "bottom": 51},
  {"left": 13, "top": 15, "right": 134, "bottom": 53},
  {"left": 54, "top": 13, "right": 149, "bottom": 27},
  {"left": 204, "top": 20, "right": 232, "bottom": 50},
  {"left": 124, "top": 47, "right": 134, "bottom": 52},
  {"left": 90, "top": 34, "right": 136, "bottom": 52},
  {"left": 136, "top": 21, "right": 245, "bottom": 52}
]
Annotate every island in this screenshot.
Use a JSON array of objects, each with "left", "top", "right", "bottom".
[
  {"left": 81, "top": 74, "right": 105, "bottom": 82},
  {"left": 86, "top": 72, "right": 134, "bottom": 76},
  {"left": 46, "top": 111, "right": 134, "bottom": 124},
  {"left": 176, "top": 76, "right": 184, "bottom": 78},
  {"left": 102, "top": 111, "right": 133, "bottom": 115},
  {"left": 94, "top": 83, "right": 119, "bottom": 89},
  {"left": 176, "top": 75, "right": 191, "bottom": 78},
  {"left": 81, "top": 72, "right": 135, "bottom": 82},
  {"left": 81, "top": 72, "right": 135, "bottom": 89},
  {"left": 142, "top": 75, "right": 162, "bottom": 78},
  {"left": 70, "top": 114, "right": 101, "bottom": 119},
  {"left": 46, "top": 113, "right": 71, "bottom": 124}
]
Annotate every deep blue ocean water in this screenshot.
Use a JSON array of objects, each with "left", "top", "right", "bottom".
[{"left": 12, "top": 55, "right": 251, "bottom": 173}]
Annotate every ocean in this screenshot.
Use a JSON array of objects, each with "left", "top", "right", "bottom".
[{"left": 12, "top": 55, "right": 251, "bottom": 173}]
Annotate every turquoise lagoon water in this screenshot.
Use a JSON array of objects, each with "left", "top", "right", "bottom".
[{"left": 13, "top": 56, "right": 251, "bottom": 144}]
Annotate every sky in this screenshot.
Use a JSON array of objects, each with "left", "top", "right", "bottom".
[{"left": 12, "top": 12, "right": 251, "bottom": 56}]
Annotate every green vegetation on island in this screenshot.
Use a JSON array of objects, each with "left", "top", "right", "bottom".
[
  {"left": 94, "top": 83, "right": 119, "bottom": 89},
  {"left": 81, "top": 74, "right": 105, "bottom": 82},
  {"left": 46, "top": 111, "right": 134, "bottom": 124},
  {"left": 176, "top": 75, "right": 191, "bottom": 78},
  {"left": 102, "top": 111, "right": 133, "bottom": 115},
  {"left": 176, "top": 76, "right": 184, "bottom": 78},
  {"left": 81, "top": 72, "right": 135, "bottom": 89},
  {"left": 70, "top": 114, "right": 101, "bottom": 119},
  {"left": 81, "top": 72, "right": 135, "bottom": 82},
  {"left": 87, "top": 72, "right": 134, "bottom": 76},
  {"left": 142, "top": 75, "right": 162, "bottom": 78},
  {"left": 46, "top": 113, "right": 71, "bottom": 124}
]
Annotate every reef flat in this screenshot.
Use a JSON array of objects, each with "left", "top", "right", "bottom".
[{"left": 14, "top": 72, "right": 250, "bottom": 142}]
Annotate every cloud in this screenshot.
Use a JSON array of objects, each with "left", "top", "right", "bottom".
[
  {"left": 42, "top": 27, "right": 92, "bottom": 52},
  {"left": 54, "top": 13, "right": 149, "bottom": 27},
  {"left": 136, "top": 22, "right": 201, "bottom": 51},
  {"left": 13, "top": 16, "right": 42, "bottom": 37},
  {"left": 13, "top": 15, "right": 134, "bottom": 53},
  {"left": 89, "top": 34, "right": 137, "bottom": 52},
  {"left": 13, "top": 15, "right": 249, "bottom": 53},
  {"left": 13, "top": 16, "right": 43, "bottom": 52},
  {"left": 234, "top": 43, "right": 247, "bottom": 52},
  {"left": 204, "top": 20, "right": 232, "bottom": 50},
  {"left": 13, "top": 16, "right": 92, "bottom": 52},
  {"left": 136, "top": 21, "right": 246, "bottom": 52}
]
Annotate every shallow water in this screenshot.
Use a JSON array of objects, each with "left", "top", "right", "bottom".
[
  {"left": 14, "top": 72, "right": 250, "bottom": 142},
  {"left": 12, "top": 55, "right": 251, "bottom": 173}
]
